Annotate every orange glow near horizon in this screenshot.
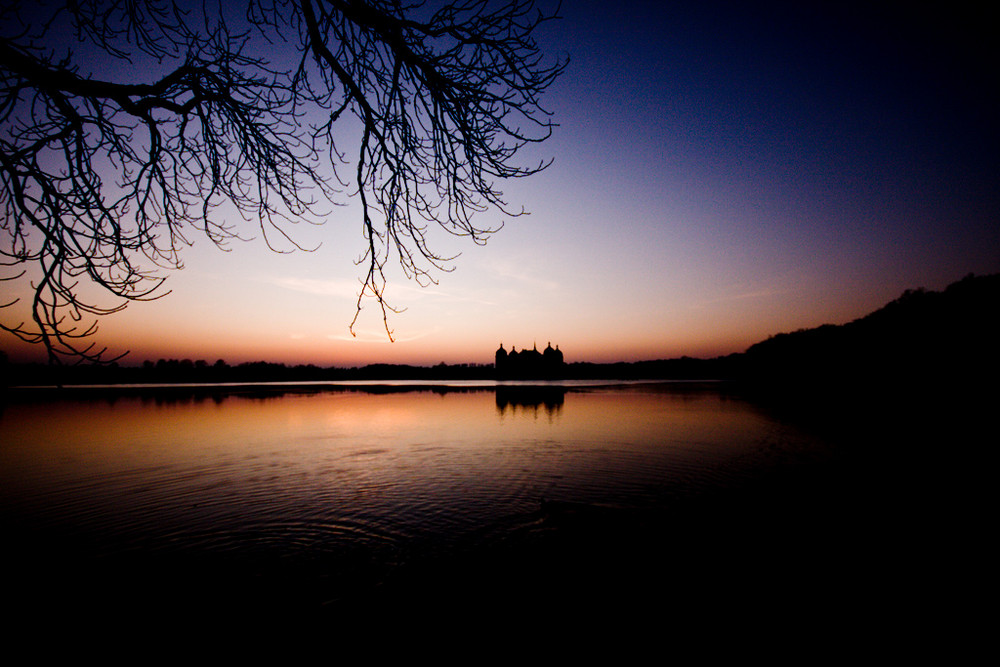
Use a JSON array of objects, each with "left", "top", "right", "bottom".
[
  {"left": 1, "top": 4, "right": 997, "bottom": 369},
  {"left": 1, "top": 258, "right": 990, "bottom": 368}
]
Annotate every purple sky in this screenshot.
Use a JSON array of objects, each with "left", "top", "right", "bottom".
[{"left": 2, "top": 1, "right": 997, "bottom": 366}]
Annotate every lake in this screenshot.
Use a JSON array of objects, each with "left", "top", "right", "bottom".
[{"left": 0, "top": 380, "right": 980, "bottom": 640}]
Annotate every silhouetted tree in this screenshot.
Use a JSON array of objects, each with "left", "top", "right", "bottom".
[{"left": 0, "top": 0, "right": 566, "bottom": 362}]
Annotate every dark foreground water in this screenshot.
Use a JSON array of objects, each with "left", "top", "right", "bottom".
[{"left": 0, "top": 381, "right": 988, "bottom": 646}]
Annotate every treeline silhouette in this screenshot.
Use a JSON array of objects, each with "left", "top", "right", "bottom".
[
  {"left": 0, "top": 357, "right": 498, "bottom": 387},
  {"left": 2, "top": 273, "right": 996, "bottom": 388},
  {"left": 737, "top": 272, "right": 999, "bottom": 388}
]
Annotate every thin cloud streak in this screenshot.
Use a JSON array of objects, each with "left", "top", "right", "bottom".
[
  {"left": 271, "top": 274, "right": 496, "bottom": 306},
  {"left": 480, "top": 258, "right": 560, "bottom": 292},
  {"left": 691, "top": 287, "right": 795, "bottom": 308},
  {"left": 271, "top": 276, "right": 360, "bottom": 298},
  {"left": 326, "top": 327, "right": 439, "bottom": 343}
]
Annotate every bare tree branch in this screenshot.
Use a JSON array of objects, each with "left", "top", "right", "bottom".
[{"left": 1, "top": 0, "right": 565, "bottom": 361}]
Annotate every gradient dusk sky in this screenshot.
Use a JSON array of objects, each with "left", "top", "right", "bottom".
[{"left": 2, "top": 1, "right": 997, "bottom": 367}]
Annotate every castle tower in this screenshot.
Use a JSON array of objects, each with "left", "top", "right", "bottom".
[{"left": 495, "top": 343, "right": 508, "bottom": 370}]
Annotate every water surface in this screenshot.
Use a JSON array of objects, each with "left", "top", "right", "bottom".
[{"left": 1, "top": 383, "right": 844, "bottom": 622}]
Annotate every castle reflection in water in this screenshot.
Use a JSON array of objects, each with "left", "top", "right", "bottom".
[
  {"left": 495, "top": 385, "right": 565, "bottom": 417},
  {"left": 494, "top": 342, "right": 564, "bottom": 379}
]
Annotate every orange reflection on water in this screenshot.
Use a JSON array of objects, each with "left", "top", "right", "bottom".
[
  {"left": 1, "top": 384, "right": 829, "bottom": 539},
  {"left": 1, "top": 383, "right": 843, "bottom": 625},
  {"left": 0, "top": 385, "right": 807, "bottom": 477}
]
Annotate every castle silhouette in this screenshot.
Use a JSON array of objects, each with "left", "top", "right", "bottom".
[{"left": 495, "top": 342, "right": 564, "bottom": 379}]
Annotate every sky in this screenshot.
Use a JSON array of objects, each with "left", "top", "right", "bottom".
[{"left": 2, "top": 0, "right": 998, "bottom": 367}]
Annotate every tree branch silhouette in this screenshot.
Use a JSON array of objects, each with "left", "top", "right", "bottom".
[{"left": 0, "top": 0, "right": 565, "bottom": 361}]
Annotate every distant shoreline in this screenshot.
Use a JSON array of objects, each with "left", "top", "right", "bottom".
[
  {"left": 3, "top": 272, "right": 996, "bottom": 393},
  {"left": 1, "top": 378, "right": 728, "bottom": 401},
  {"left": 0, "top": 356, "right": 736, "bottom": 389}
]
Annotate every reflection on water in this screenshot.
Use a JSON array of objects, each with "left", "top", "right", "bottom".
[
  {"left": 1, "top": 384, "right": 841, "bottom": 623},
  {"left": 495, "top": 385, "right": 565, "bottom": 417}
]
